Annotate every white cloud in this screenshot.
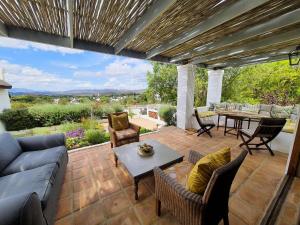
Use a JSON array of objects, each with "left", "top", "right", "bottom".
[
  {"left": 73, "top": 70, "right": 101, "bottom": 78},
  {"left": 73, "top": 57, "right": 152, "bottom": 89},
  {"left": 0, "top": 37, "right": 83, "bottom": 55},
  {"left": 73, "top": 58, "right": 152, "bottom": 78},
  {"left": 0, "top": 60, "right": 94, "bottom": 91}
]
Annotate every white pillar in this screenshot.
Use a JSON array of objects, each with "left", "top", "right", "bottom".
[
  {"left": 0, "top": 69, "right": 11, "bottom": 112},
  {"left": 176, "top": 64, "right": 195, "bottom": 129},
  {"left": 206, "top": 69, "right": 224, "bottom": 106}
]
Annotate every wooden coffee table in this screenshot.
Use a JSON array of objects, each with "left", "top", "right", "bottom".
[{"left": 113, "top": 139, "right": 183, "bottom": 200}]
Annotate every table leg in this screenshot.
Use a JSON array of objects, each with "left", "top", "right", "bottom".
[
  {"left": 114, "top": 154, "right": 118, "bottom": 167},
  {"left": 134, "top": 178, "right": 139, "bottom": 200},
  {"left": 217, "top": 115, "right": 220, "bottom": 130}
]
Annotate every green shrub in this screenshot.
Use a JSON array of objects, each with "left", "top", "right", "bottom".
[
  {"left": 102, "top": 105, "right": 114, "bottom": 117},
  {"left": 59, "top": 122, "right": 83, "bottom": 132},
  {"left": 0, "top": 108, "right": 37, "bottom": 131},
  {"left": 85, "top": 129, "right": 105, "bottom": 145},
  {"left": 158, "top": 105, "right": 176, "bottom": 126},
  {"left": 112, "top": 103, "right": 124, "bottom": 113},
  {"left": 29, "top": 104, "right": 90, "bottom": 126},
  {"left": 81, "top": 119, "right": 99, "bottom": 130},
  {"left": 140, "top": 127, "right": 152, "bottom": 134},
  {"left": 66, "top": 137, "right": 89, "bottom": 150}
]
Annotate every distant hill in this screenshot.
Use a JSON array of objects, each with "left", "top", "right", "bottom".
[{"left": 9, "top": 88, "right": 145, "bottom": 96}]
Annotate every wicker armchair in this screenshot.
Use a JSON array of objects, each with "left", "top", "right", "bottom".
[
  {"left": 154, "top": 149, "right": 248, "bottom": 225},
  {"left": 108, "top": 112, "right": 140, "bottom": 148}
]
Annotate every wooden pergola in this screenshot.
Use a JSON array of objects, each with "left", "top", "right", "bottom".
[{"left": 0, "top": 0, "right": 299, "bottom": 68}]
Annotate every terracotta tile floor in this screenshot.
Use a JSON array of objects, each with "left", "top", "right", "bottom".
[{"left": 55, "top": 127, "right": 288, "bottom": 225}]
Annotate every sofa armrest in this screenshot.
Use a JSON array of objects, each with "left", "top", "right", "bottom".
[
  {"left": 0, "top": 193, "right": 45, "bottom": 225},
  {"left": 108, "top": 126, "right": 118, "bottom": 144},
  {"left": 17, "top": 133, "right": 65, "bottom": 151},
  {"left": 129, "top": 123, "right": 141, "bottom": 133}
]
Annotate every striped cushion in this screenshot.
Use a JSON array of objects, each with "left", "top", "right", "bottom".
[{"left": 187, "top": 147, "right": 231, "bottom": 194}]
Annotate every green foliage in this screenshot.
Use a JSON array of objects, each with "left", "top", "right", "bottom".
[
  {"left": 11, "top": 102, "right": 34, "bottom": 109},
  {"left": 140, "top": 127, "right": 152, "bottom": 134},
  {"left": 81, "top": 118, "right": 100, "bottom": 130},
  {"left": 29, "top": 104, "right": 90, "bottom": 127},
  {"left": 59, "top": 122, "right": 83, "bottom": 132},
  {"left": 0, "top": 108, "right": 37, "bottom": 131},
  {"left": 66, "top": 137, "right": 89, "bottom": 150},
  {"left": 144, "top": 60, "right": 300, "bottom": 107},
  {"left": 158, "top": 105, "right": 176, "bottom": 126},
  {"left": 146, "top": 62, "right": 178, "bottom": 104},
  {"left": 85, "top": 129, "right": 105, "bottom": 145},
  {"left": 112, "top": 103, "right": 124, "bottom": 112},
  {"left": 194, "top": 68, "right": 208, "bottom": 107},
  {"left": 222, "top": 61, "right": 300, "bottom": 105}
]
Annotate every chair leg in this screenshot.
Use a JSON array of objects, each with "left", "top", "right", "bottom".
[
  {"left": 156, "top": 198, "right": 161, "bottom": 217},
  {"left": 262, "top": 138, "right": 275, "bottom": 156},
  {"left": 223, "top": 214, "right": 229, "bottom": 225},
  {"left": 240, "top": 134, "right": 253, "bottom": 155},
  {"left": 207, "top": 130, "right": 212, "bottom": 138}
]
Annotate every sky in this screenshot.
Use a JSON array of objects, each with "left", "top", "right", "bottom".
[{"left": 0, "top": 37, "right": 153, "bottom": 91}]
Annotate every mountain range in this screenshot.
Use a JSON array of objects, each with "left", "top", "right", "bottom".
[{"left": 9, "top": 88, "right": 145, "bottom": 96}]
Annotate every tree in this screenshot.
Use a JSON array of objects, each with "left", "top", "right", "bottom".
[
  {"left": 145, "top": 62, "right": 178, "bottom": 104},
  {"left": 222, "top": 60, "right": 300, "bottom": 105},
  {"left": 194, "top": 67, "right": 208, "bottom": 107}
]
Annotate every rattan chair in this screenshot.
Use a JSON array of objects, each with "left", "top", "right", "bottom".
[
  {"left": 154, "top": 149, "right": 248, "bottom": 225},
  {"left": 194, "top": 109, "right": 215, "bottom": 137},
  {"left": 108, "top": 112, "right": 140, "bottom": 148},
  {"left": 239, "top": 118, "right": 286, "bottom": 156}
]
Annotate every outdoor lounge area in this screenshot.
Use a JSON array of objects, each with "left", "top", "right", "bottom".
[
  {"left": 55, "top": 126, "right": 288, "bottom": 225},
  {"left": 0, "top": 0, "right": 300, "bottom": 225}
]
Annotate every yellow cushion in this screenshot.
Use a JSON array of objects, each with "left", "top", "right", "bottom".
[
  {"left": 187, "top": 147, "right": 231, "bottom": 194},
  {"left": 282, "top": 120, "right": 296, "bottom": 134},
  {"left": 111, "top": 113, "right": 129, "bottom": 131},
  {"left": 197, "top": 111, "right": 217, "bottom": 118}
]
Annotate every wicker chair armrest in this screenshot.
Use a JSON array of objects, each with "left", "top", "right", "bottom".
[
  {"left": 129, "top": 123, "right": 141, "bottom": 133},
  {"left": 154, "top": 167, "right": 202, "bottom": 205},
  {"left": 188, "top": 150, "right": 204, "bottom": 164}
]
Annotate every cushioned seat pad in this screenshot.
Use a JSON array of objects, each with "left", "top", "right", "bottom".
[
  {"left": 164, "top": 161, "right": 193, "bottom": 187},
  {"left": 1, "top": 146, "right": 67, "bottom": 176},
  {"left": 115, "top": 128, "right": 138, "bottom": 140},
  {"left": 0, "top": 163, "right": 58, "bottom": 209}
]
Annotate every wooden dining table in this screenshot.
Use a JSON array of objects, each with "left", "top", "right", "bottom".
[{"left": 216, "top": 110, "right": 270, "bottom": 138}]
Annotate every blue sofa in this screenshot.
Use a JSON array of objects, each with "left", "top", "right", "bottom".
[{"left": 0, "top": 133, "right": 68, "bottom": 225}]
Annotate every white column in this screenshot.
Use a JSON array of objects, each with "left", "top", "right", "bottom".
[
  {"left": 0, "top": 69, "right": 11, "bottom": 112},
  {"left": 176, "top": 64, "right": 195, "bottom": 129},
  {"left": 206, "top": 69, "right": 224, "bottom": 106}
]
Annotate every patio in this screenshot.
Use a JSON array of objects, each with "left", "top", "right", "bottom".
[{"left": 55, "top": 126, "right": 287, "bottom": 225}]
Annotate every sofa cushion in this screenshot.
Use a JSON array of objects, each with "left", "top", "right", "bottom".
[
  {"left": 0, "top": 163, "right": 58, "bottom": 209},
  {"left": 115, "top": 128, "right": 138, "bottom": 140},
  {"left": 111, "top": 113, "right": 129, "bottom": 131},
  {"left": 187, "top": 147, "right": 231, "bottom": 194},
  {"left": 1, "top": 146, "right": 67, "bottom": 176},
  {"left": 0, "top": 133, "right": 22, "bottom": 173},
  {"left": 164, "top": 161, "right": 193, "bottom": 187}
]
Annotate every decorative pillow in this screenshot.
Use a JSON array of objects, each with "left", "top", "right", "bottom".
[
  {"left": 111, "top": 113, "right": 129, "bottom": 131},
  {"left": 187, "top": 147, "right": 231, "bottom": 194}
]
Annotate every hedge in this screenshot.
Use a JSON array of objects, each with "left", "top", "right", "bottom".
[{"left": 0, "top": 103, "right": 124, "bottom": 131}]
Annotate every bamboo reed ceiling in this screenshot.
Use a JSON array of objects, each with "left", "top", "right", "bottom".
[
  {"left": 0, "top": 0, "right": 299, "bottom": 68},
  {"left": 206, "top": 40, "right": 300, "bottom": 66},
  {"left": 162, "top": 0, "right": 300, "bottom": 58},
  {"left": 0, "top": 0, "right": 68, "bottom": 36},
  {"left": 126, "top": 0, "right": 238, "bottom": 53},
  {"left": 74, "top": 0, "right": 154, "bottom": 45}
]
